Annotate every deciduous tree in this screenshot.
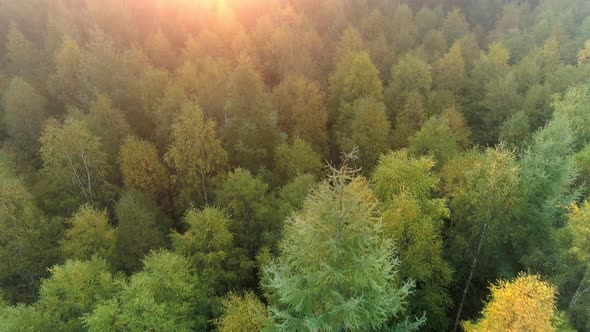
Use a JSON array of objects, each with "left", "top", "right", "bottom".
[
  {"left": 114, "top": 190, "right": 170, "bottom": 272},
  {"left": 61, "top": 204, "right": 115, "bottom": 261},
  {"left": 463, "top": 274, "right": 558, "bottom": 332},
  {"left": 164, "top": 101, "right": 227, "bottom": 208},
  {"left": 39, "top": 117, "right": 113, "bottom": 214}
]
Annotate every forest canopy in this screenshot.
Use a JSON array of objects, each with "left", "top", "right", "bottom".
[{"left": 1, "top": 0, "right": 590, "bottom": 331}]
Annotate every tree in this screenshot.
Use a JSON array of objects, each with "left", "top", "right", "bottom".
[
  {"left": 273, "top": 138, "right": 323, "bottom": 183},
  {"left": 463, "top": 274, "right": 558, "bottom": 332},
  {"left": 409, "top": 115, "right": 460, "bottom": 167},
  {"left": 480, "top": 72, "right": 522, "bottom": 144},
  {"left": 224, "top": 60, "right": 283, "bottom": 172},
  {"left": 392, "top": 91, "right": 427, "bottom": 148},
  {"left": 2, "top": 77, "right": 47, "bottom": 158},
  {"left": 271, "top": 75, "right": 329, "bottom": 155},
  {"left": 442, "top": 8, "right": 470, "bottom": 46},
  {"left": 433, "top": 42, "right": 466, "bottom": 95},
  {"left": 177, "top": 58, "right": 230, "bottom": 125},
  {"left": 79, "top": 28, "right": 130, "bottom": 106},
  {"left": 251, "top": 7, "right": 322, "bottom": 84},
  {"left": 85, "top": 94, "right": 132, "bottom": 159},
  {"left": 336, "top": 97, "right": 390, "bottom": 172},
  {"left": 119, "top": 137, "right": 170, "bottom": 206},
  {"left": 523, "top": 84, "right": 552, "bottom": 130},
  {"left": 577, "top": 39, "right": 590, "bottom": 64},
  {"left": 499, "top": 111, "right": 531, "bottom": 153},
  {"left": 114, "top": 190, "right": 170, "bottom": 273},
  {"left": 552, "top": 85, "right": 590, "bottom": 150},
  {"left": 565, "top": 200, "right": 590, "bottom": 313},
  {"left": 0, "top": 157, "right": 60, "bottom": 303},
  {"left": 172, "top": 207, "right": 237, "bottom": 294},
  {"left": 385, "top": 54, "right": 432, "bottom": 117},
  {"left": 38, "top": 258, "right": 122, "bottom": 331},
  {"left": 149, "top": 81, "right": 189, "bottom": 151},
  {"left": 516, "top": 115, "right": 576, "bottom": 271},
  {"left": 164, "top": 101, "right": 227, "bottom": 207},
  {"left": 418, "top": 30, "right": 447, "bottom": 63},
  {"left": 274, "top": 174, "right": 317, "bottom": 224},
  {"left": 85, "top": 251, "right": 210, "bottom": 331},
  {"left": 143, "top": 30, "right": 176, "bottom": 69},
  {"left": 334, "top": 26, "right": 364, "bottom": 62},
  {"left": 61, "top": 204, "right": 115, "bottom": 261},
  {"left": 0, "top": 303, "right": 48, "bottom": 331},
  {"left": 39, "top": 117, "right": 113, "bottom": 214},
  {"left": 328, "top": 51, "right": 383, "bottom": 121},
  {"left": 263, "top": 159, "right": 420, "bottom": 331},
  {"left": 215, "top": 168, "right": 273, "bottom": 258},
  {"left": 442, "top": 107, "right": 473, "bottom": 149},
  {"left": 372, "top": 150, "right": 452, "bottom": 330},
  {"left": 216, "top": 292, "right": 269, "bottom": 332},
  {"left": 441, "top": 147, "right": 521, "bottom": 332},
  {"left": 575, "top": 144, "right": 590, "bottom": 198},
  {"left": 4, "top": 24, "right": 45, "bottom": 87},
  {"left": 47, "top": 35, "right": 84, "bottom": 106}
]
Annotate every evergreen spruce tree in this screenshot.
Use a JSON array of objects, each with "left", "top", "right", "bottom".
[{"left": 263, "top": 152, "right": 421, "bottom": 331}]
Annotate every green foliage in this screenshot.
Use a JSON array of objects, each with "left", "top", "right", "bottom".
[
  {"left": 409, "top": 115, "right": 460, "bottom": 167},
  {"left": 164, "top": 101, "right": 227, "bottom": 208},
  {"left": 273, "top": 137, "right": 323, "bottom": 183},
  {"left": 172, "top": 207, "right": 239, "bottom": 295},
  {"left": 336, "top": 97, "right": 391, "bottom": 172},
  {"left": 4, "top": 24, "right": 46, "bottom": 87},
  {"left": 442, "top": 8, "right": 470, "bottom": 45},
  {"left": 372, "top": 150, "right": 439, "bottom": 202},
  {"left": 224, "top": 61, "right": 283, "bottom": 172},
  {"left": 0, "top": 157, "right": 60, "bottom": 303},
  {"left": 517, "top": 115, "right": 576, "bottom": 270},
  {"left": 480, "top": 72, "right": 522, "bottom": 144},
  {"left": 2, "top": 77, "right": 47, "bottom": 157},
  {"left": 39, "top": 117, "right": 113, "bottom": 214},
  {"left": 119, "top": 137, "right": 170, "bottom": 206},
  {"left": 38, "top": 258, "right": 122, "bottom": 330},
  {"left": 499, "top": 111, "right": 532, "bottom": 154},
  {"left": 568, "top": 201, "right": 590, "bottom": 265},
  {"left": 328, "top": 51, "right": 383, "bottom": 121},
  {"left": 385, "top": 54, "right": 432, "bottom": 116},
  {"left": 552, "top": 85, "right": 590, "bottom": 150},
  {"left": 271, "top": 75, "right": 329, "bottom": 155},
  {"left": 392, "top": 91, "right": 427, "bottom": 148},
  {"left": 2, "top": 1, "right": 590, "bottom": 329},
  {"left": 215, "top": 168, "right": 274, "bottom": 261},
  {"left": 433, "top": 42, "right": 466, "bottom": 94},
  {"left": 263, "top": 162, "right": 419, "bottom": 331},
  {"left": 0, "top": 303, "right": 47, "bottom": 331},
  {"left": 372, "top": 150, "right": 452, "bottom": 330},
  {"left": 216, "top": 292, "right": 270, "bottom": 332},
  {"left": 575, "top": 144, "right": 590, "bottom": 198},
  {"left": 85, "top": 94, "right": 132, "bottom": 159},
  {"left": 61, "top": 204, "right": 115, "bottom": 261},
  {"left": 79, "top": 28, "right": 130, "bottom": 106},
  {"left": 47, "top": 35, "right": 84, "bottom": 105},
  {"left": 85, "top": 250, "right": 210, "bottom": 331},
  {"left": 441, "top": 147, "right": 521, "bottom": 319},
  {"left": 114, "top": 190, "right": 170, "bottom": 273}
]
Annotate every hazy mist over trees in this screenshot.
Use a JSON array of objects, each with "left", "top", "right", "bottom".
[{"left": 1, "top": 0, "right": 590, "bottom": 330}]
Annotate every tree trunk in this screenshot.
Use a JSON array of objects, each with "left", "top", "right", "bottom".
[
  {"left": 453, "top": 226, "right": 486, "bottom": 332},
  {"left": 200, "top": 171, "right": 208, "bottom": 205},
  {"left": 568, "top": 269, "right": 589, "bottom": 310}
]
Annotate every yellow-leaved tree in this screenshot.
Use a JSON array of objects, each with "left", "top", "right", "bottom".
[{"left": 463, "top": 273, "right": 558, "bottom": 332}]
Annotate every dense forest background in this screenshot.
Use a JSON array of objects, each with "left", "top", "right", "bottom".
[{"left": 1, "top": 0, "right": 590, "bottom": 330}]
